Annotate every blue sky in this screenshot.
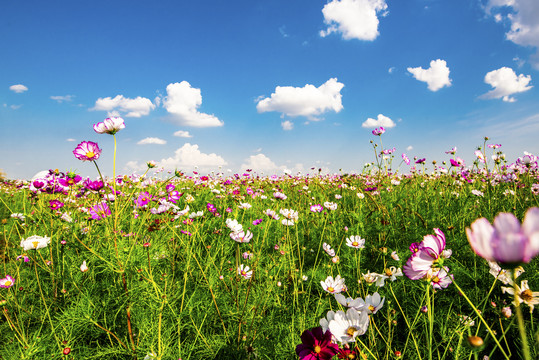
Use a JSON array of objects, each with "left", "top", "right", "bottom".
[{"left": 1, "top": 0, "right": 538, "bottom": 179}]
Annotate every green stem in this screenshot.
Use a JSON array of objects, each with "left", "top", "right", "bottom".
[{"left": 513, "top": 269, "right": 531, "bottom": 360}]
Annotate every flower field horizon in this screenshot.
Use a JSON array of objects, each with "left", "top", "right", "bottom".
[{"left": 1, "top": 118, "right": 538, "bottom": 359}]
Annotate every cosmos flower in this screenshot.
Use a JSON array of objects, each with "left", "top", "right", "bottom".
[
  {"left": 501, "top": 280, "right": 539, "bottom": 313},
  {"left": 372, "top": 127, "right": 385, "bottom": 136},
  {"left": 365, "top": 292, "right": 385, "bottom": 314},
  {"left": 328, "top": 308, "right": 369, "bottom": 344},
  {"left": 345, "top": 236, "right": 365, "bottom": 249},
  {"left": 225, "top": 218, "right": 243, "bottom": 233},
  {"left": 89, "top": 202, "right": 111, "bottom": 220},
  {"left": 403, "top": 228, "right": 451, "bottom": 280},
  {"left": 323, "top": 202, "right": 338, "bottom": 211},
  {"left": 58, "top": 174, "right": 82, "bottom": 187},
  {"left": 48, "top": 199, "right": 64, "bottom": 211},
  {"left": 323, "top": 243, "right": 335, "bottom": 257},
  {"left": 0, "top": 275, "right": 15, "bottom": 289},
  {"left": 402, "top": 153, "right": 411, "bottom": 165},
  {"left": 334, "top": 294, "right": 366, "bottom": 311},
  {"left": 429, "top": 267, "right": 453, "bottom": 290},
  {"left": 73, "top": 141, "right": 102, "bottom": 162},
  {"left": 310, "top": 204, "right": 323, "bottom": 213},
  {"left": 237, "top": 264, "right": 252, "bottom": 279},
  {"left": 320, "top": 275, "right": 346, "bottom": 294},
  {"left": 230, "top": 230, "right": 253, "bottom": 243},
  {"left": 135, "top": 192, "right": 152, "bottom": 207},
  {"left": 295, "top": 327, "right": 339, "bottom": 360},
  {"left": 465, "top": 207, "right": 539, "bottom": 265},
  {"left": 93, "top": 117, "right": 125, "bottom": 135},
  {"left": 20, "top": 235, "right": 50, "bottom": 250}
]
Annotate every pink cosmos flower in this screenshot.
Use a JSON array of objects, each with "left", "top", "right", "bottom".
[
  {"left": 0, "top": 275, "right": 15, "bottom": 289},
  {"left": 403, "top": 229, "right": 451, "bottom": 280},
  {"left": 402, "top": 153, "right": 410, "bottom": 165},
  {"left": 73, "top": 141, "right": 102, "bottom": 161},
  {"left": 372, "top": 127, "right": 385, "bottom": 136},
  {"left": 135, "top": 192, "right": 152, "bottom": 207},
  {"left": 59, "top": 174, "right": 82, "bottom": 187},
  {"left": 465, "top": 207, "right": 539, "bottom": 265},
  {"left": 93, "top": 117, "right": 125, "bottom": 135},
  {"left": 89, "top": 202, "right": 111, "bottom": 220},
  {"left": 48, "top": 199, "right": 64, "bottom": 210}
]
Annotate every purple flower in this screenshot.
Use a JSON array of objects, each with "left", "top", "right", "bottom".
[
  {"left": 465, "top": 207, "right": 539, "bottom": 265},
  {"left": 415, "top": 158, "right": 426, "bottom": 164},
  {"left": 402, "top": 153, "right": 410, "bottom": 165},
  {"left": 168, "top": 191, "right": 182, "bottom": 203},
  {"left": 93, "top": 117, "right": 125, "bottom": 135},
  {"left": 372, "top": 127, "right": 385, "bottom": 136},
  {"left": 252, "top": 218, "right": 263, "bottom": 226},
  {"left": 89, "top": 202, "right": 111, "bottom": 220},
  {"left": 295, "top": 327, "right": 339, "bottom": 360},
  {"left": 73, "top": 141, "right": 102, "bottom": 162},
  {"left": 85, "top": 179, "right": 104, "bottom": 191},
  {"left": 59, "top": 174, "right": 82, "bottom": 187},
  {"left": 310, "top": 204, "right": 323, "bottom": 213},
  {"left": 135, "top": 192, "right": 152, "bottom": 207}
]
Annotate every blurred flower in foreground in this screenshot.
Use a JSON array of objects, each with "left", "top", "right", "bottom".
[
  {"left": 93, "top": 117, "right": 125, "bottom": 135},
  {"left": 20, "top": 235, "right": 50, "bottom": 250},
  {"left": 295, "top": 327, "right": 339, "bottom": 360},
  {"left": 465, "top": 207, "right": 539, "bottom": 265},
  {"left": 73, "top": 141, "right": 102, "bottom": 162}
]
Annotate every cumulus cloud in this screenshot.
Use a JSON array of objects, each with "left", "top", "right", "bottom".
[
  {"left": 173, "top": 130, "right": 193, "bottom": 138},
  {"left": 241, "top": 153, "right": 304, "bottom": 175},
  {"left": 406, "top": 145, "right": 413, "bottom": 151},
  {"left": 66, "top": 138, "right": 76, "bottom": 142},
  {"left": 51, "top": 95, "right": 74, "bottom": 103},
  {"left": 137, "top": 137, "right": 167, "bottom": 145},
  {"left": 479, "top": 67, "right": 532, "bottom": 102},
  {"left": 281, "top": 120, "right": 294, "bottom": 130},
  {"left": 486, "top": 0, "right": 539, "bottom": 68},
  {"left": 361, "top": 114, "right": 396, "bottom": 128},
  {"left": 9, "top": 84, "right": 28, "bottom": 93},
  {"left": 256, "top": 78, "right": 344, "bottom": 120},
  {"left": 163, "top": 81, "right": 224, "bottom": 127},
  {"left": 158, "top": 143, "right": 227, "bottom": 170},
  {"left": 407, "top": 59, "right": 452, "bottom": 91},
  {"left": 92, "top": 95, "right": 155, "bottom": 117},
  {"left": 320, "top": 0, "right": 388, "bottom": 41}
]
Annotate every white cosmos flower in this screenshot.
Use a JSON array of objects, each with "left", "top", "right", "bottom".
[
  {"left": 320, "top": 275, "right": 346, "bottom": 294},
  {"left": 238, "top": 202, "right": 252, "bottom": 210},
  {"left": 345, "top": 236, "right": 365, "bottom": 249},
  {"left": 324, "top": 201, "right": 338, "bottom": 210},
  {"left": 225, "top": 218, "right": 243, "bottom": 233},
  {"left": 334, "top": 294, "right": 366, "bottom": 311},
  {"left": 365, "top": 292, "right": 385, "bottom": 314},
  {"left": 328, "top": 308, "right": 369, "bottom": 344},
  {"left": 279, "top": 208, "right": 298, "bottom": 221},
  {"left": 323, "top": 242, "right": 336, "bottom": 257},
  {"left": 237, "top": 264, "right": 253, "bottom": 279},
  {"left": 230, "top": 230, "right": 253, "bottom": 243},
  {"left": 384, "top": 266, "right": 403, "bottom": 281},
  {"left": 362, "top": 271, "right": 389, "bottom": 287},
  {"left": 20, "top": 235, "right": 50, "bottom": 250}
]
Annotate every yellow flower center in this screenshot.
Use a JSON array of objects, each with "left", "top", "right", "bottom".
[
  {"left": 432, "top": 276, "right": 440, "bottom": 283},
  {"left": 32, "top": 241, "right": 39, "bottom": 248},
  {"left": 241, "top": 271, "right": 246, "bottom": 276},
  {"left": 86, "top": 151, "right": 95, "bottom": 158},
  {"left": 4, "top": 280, "right": 12, "bottom": 287},
  {"left": 368, "top": 305, "right": 375, "bottom": 312},
  {"left": 521, "top": 289, "right": 533, "bottom": 302},
  {"left": 314, "top": 345, "right": 321, "bottom": 354},
  {"left": 352, "top": 241, "right": 359, "bottom": 247},
  {"left": 327, "top": 286, "right": 334, "bottom": 293},
  {"left": 346, "top": 326, "right": 358, "bottom": 336},
  {"left": 385, "top": 269, "right": 393, "bottom": 276}
]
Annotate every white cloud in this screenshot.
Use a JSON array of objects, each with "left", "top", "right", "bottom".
[
  {"left": 361, "top": 114, "right": 396, "bottom": 128},
  {"left": 158, "top": 143, "right": 227, "bottom": 171},
  {"left": 486, "top": 0, "right": 539, "bottom": 68},
  {"left": 163, "top": 81, "right": 224, "bottom": 127},
  {"left": 66, "top": 138, "right": 76, "bottom": 142},
  {"left": 137, "top": 137, "right": 167, "bottom": 145},
  {"left": 406, "top": 145, "right": 413, "bottom": 151},
  {"left": 9, "top": 84, "right": 28, "bottom": 93},
  {"left": 51, "top": 95, "right": 74, "bottom": 103},
  {"left": 256, "top": 78, "right": 344, "bottom": 120},
  {"left": 10, "top": 105, "right": 21, "bottom": 110},
  {"left": 407, "top": 59, "right": 452, "bottom": 91},
  {"left": 240, "top": 153, "right": 304, "bottom": 175},
  {"left": 173, "top": 130, "right": 193, "bottom": 138},
  {"left": 92, "top": 95, "right": 155, "bottom": 117},
  {"left": 320, "top": 0, "right": 388, "bottom": 41},
  {"left": 388, "top": 66, "right": 396, "bottom": 74},
  {"left": 480, "top": 67, "right": 532, "bottom": 102},
  {"left": 281, "top": 120, "right": 294, "bottom": 130}
]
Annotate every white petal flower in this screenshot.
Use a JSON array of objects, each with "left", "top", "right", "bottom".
[{"left": 20, "top": 235, "right": 50, "bottom": 250}]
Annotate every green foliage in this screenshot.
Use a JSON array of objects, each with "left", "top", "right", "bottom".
[{"left": 0, "top": 170, "right": 538, "bottom": 359}]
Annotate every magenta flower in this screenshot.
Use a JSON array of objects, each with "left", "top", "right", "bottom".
[
  {"left": 59, "top": 174, "right": 82, "bottom": 187},
  {"left": 402, "top": 153, "right": 410, "bottom": 165},
  {"left": 466, "top": 207, "right": 539, "bottom": 265},
  {"left": 73, "top": 141, "right": 102, "bottom": 162},
  {"left": 295, "top": 327, "right": 339, "bottom": 360},
  {"left": 415, "top": 158, "right": 426, "bottom": 164},
  {"left": 135, "top": 192, "right": 152, "bottom": 207},
  {"left": 49, "top": 199, "right": 64, "bottom": 211},
  {"left": 89, "top": 202, "right": 111, "bottom": 220},
  {"left": 93, "top": 117, "right": 125, "bottom": 135},
  {"left": 372, "top": 127, "right": 385, "bottom": 136}
]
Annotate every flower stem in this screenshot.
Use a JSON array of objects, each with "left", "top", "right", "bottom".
[
  {"left": 113, "top": 134, "right": 118, "bottom": 231},
  {"left": 513, "top": 269, "right": 531, "bottom": 360}
]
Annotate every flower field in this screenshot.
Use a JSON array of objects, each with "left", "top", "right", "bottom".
[{"left": 0, "top": 119, "right": 538, "bottom": 359}]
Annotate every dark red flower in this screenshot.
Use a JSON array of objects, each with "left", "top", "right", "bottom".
[{"left": 295, "top": 327, "right": 338, "bottom": 360}]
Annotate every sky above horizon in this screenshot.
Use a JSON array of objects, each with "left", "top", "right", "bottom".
[{"left": 1, "top": 0, "right": 538, "bottom": 179}]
